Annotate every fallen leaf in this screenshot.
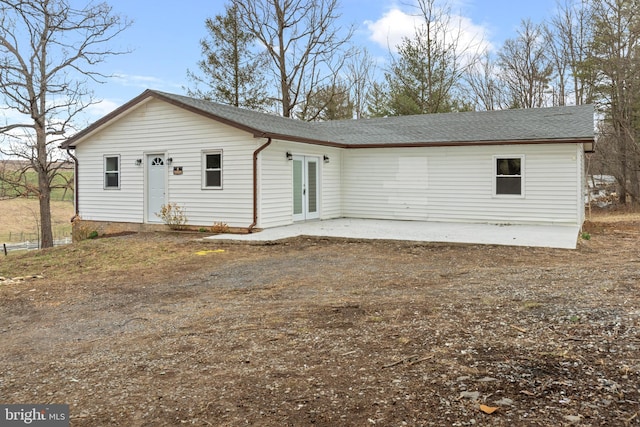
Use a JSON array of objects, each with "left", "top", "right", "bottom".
[{"left": 479, "top": 404, "right": 499, "bottom": 414}]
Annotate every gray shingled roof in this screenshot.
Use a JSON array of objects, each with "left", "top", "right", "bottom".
[
  {"left": 62, "top": 90, "right": 594, "bottom": 148},
  {"left": 313, "top": 104, "right": 595, "bottom": 145},
  {"left": 155, "top": 90, "right": 594, "bottom": 145}
]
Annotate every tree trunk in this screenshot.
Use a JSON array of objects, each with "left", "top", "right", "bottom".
[
  {"left": 38, "top": 173, "right": 53, "bottom": 248},
  {"left": 36, "top": 128, "right": 54, "bottom": 248}
]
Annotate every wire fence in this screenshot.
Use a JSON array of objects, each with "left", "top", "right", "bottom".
[
  {"left": 1, "top": 227, "right": 71, "bottom": 243},
  {"left": 3, "top": 237, "right": 72, "bottom": 253}
]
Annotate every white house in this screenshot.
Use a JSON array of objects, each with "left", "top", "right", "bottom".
[{"left": 60, "top": 90, "right": 594, "bottom": 236}]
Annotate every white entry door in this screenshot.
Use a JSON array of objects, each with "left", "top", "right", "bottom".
[
  {"left": 147, "top": 154, "right": 166, "bottom": 222},
  {"left": 292, "top": 155, "right": 319, "bottom": 221}
]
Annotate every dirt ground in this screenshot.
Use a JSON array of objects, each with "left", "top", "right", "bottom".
[{"left": 1, "top": 214, "right": 639, "bottom": 426}]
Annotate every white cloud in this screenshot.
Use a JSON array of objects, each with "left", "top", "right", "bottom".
[
  {"left": 111, "top": 73, "right": 183, "bottom": 92},
  {"left": 85, "top": 99, "right": 122, "bottom": 118},
  {"left": 364, "top": 5, "right": 492, "bottom": 56},
  {"left": 111, "top": 73, "right": 167, "bottom": 88},
  {"left": 365, "top": 8, "right": 419, "bottom": 51}
]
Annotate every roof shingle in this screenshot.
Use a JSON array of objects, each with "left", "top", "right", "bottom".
[{"left": 62, "top": 89, "right": 595, "bottom": 148}]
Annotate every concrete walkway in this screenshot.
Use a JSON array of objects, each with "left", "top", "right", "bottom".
[{"left": 206, "top": 218, "right": 580, "bottom": 249}]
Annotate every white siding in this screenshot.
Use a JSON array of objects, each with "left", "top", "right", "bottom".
[
  {"left": 75, "top": 97, "right": 584, "bottom": 229},
  {"left": 259, "top": 141, "right": 342, "bottom": 228},
  {"left": 342, "top": 144, "right": 583, "bottom": 225},
  {"left": 75, "top": 99, "right": 258, "bottom": 228},
  {"left": 577, "top": 144, "right": 586, "bottom": 225}
]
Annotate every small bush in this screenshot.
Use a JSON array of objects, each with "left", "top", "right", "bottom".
[
  {"left": 581, "top": 232, "right": 591, "bottom": 240},
  {"left": 156, "top": 203, "right": 188, "bottom": 230},
  {"left": 211, "top": 221, "right": 230, "bottom": 234},
  {"left": 71, "top": 216, "right": 98, "bottom": 241}
]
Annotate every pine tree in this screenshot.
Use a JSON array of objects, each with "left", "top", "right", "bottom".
[{"left": 186, "top": 3, "right": 269, "bottom": 110}]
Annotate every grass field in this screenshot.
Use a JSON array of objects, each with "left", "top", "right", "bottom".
[{"left": 0, "top": 198, "right": 74, "bottom": 242}]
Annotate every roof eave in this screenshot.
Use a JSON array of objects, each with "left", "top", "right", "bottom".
[
  {"left": 341, "top": 137, "right": 595, "bottom": 149},
  {"left": 255, "top": 132, "right": 345, "bottom": 147}
]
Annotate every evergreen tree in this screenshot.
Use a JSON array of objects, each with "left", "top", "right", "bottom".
[
  {"left": 384, "top": 0, "right": 475, "bottom": 115},
  {"left": 297, "top": 83, "right": 354, "bottom": 121},
  {"left": 186, "top": 3, "right": 269, "bottom": 110},
  {"left": 366, "top": 82, "right": 392, "bottom": 118}
]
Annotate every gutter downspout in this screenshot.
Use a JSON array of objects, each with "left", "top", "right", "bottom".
[
  {"left": 66, "top": 147, "right": 80, "bottom": 220},
  {"left": 248, "top": 137, "right": 272, "bottom": 233}
]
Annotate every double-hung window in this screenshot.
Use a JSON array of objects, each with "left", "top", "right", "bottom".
[
  {"left": 203, "top": 151, "right": 222, "bottom": 189},
  {"left": 495, "top": 156, "right": 523, "bottom": 196},
  {"left": 104, "top": 155, "right": 120, "bottom": 189}
]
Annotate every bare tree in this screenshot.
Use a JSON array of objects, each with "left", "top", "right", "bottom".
[
  {"left": 498, "top": 19, "right": 554, "bottom": 108},
  {"left": 346, "top": 48, "right": 377, "bottom": 119},
  {"left": 0, "top": 0, "right": 130, "bottom": 248},
  {"left": 587, "top": 0, "right": 640, "bottom": 205},
  {"left": 231, "top": 0, "right": 354, "bottom": 118},
  {"left": 544, "top": 22, "right": 570, "bottom": 106},
  {"left": 546, "top": 0, "right": 596, "bottom": 106},
  {"left": 465, "top": 52, "right": 507, "bottom": 110}
]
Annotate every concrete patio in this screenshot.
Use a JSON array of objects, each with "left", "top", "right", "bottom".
[{"left": 206, "top": 218, "right": 581, "bottom": 249}]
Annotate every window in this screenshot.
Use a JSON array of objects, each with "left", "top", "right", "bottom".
[
  {"left": 104, "top": 155, "right": 120, "bottom": 189},
  {"left": 495, "top": 156, "right": 523, "bottom": 196},
  {"left": 203, "top": 151, "right": 222, "bottom": 188}
]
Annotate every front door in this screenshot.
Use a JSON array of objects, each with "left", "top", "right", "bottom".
[
  {"left": 292, "top": 155, "right": 319, "bottom": 221},
  {"left": 147, "top": 154, "right": 166, "bottom": 222}
]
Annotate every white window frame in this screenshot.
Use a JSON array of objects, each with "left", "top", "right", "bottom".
[
  {"left": 202, "top": 150, "right": 223, "bottom": 189},
  {"left": 104, "top": 155, "right": 120, "bottom": 190},
  {"left": 493, "top": 155, "right": 525, "bottom": 198}
]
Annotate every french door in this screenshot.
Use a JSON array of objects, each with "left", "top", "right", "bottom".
[{"left": 292, "top": 155, "right": 319, "bottom": 221}]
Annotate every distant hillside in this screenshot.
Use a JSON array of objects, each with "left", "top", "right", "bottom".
[
  {"left": 1, "top": 159, "right": 73, "bottom": 170},
  {"left": 0, "top": 160, "right": 73, "bottom": 201}
]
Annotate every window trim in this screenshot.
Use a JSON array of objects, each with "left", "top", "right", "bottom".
[
  {"left": 202, "top": 150, "right": 223, "bottom": 189},
  {"left": 104, "top": 155, "right": 121, "bottom": 190},
  {"left": 493, "top": 155, "right": 525, "bottom": 198}
]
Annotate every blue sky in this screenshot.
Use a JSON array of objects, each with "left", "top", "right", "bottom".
[{"left": 8, "top": 0, "right": 562, "bottom": 125}]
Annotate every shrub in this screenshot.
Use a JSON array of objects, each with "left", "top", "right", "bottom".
[
  {"left": 211, "top": 221, "right": 229, "bottom": 234},
  {"left": 71, "top": 216, "right": 98, "bottom": 241},
  {"left": 580, "top": 232, "right": 591, "bottom": 240},
  {"left": 156, "top": 203, "right": 188, "bottom": 230}
]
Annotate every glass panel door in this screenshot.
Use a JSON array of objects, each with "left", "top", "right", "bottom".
[
  {"left": 292, "top": 155, "right": 319, "bottom": 221},
  {"left": 306, "top": 158, "right": 318, "bottom": 218},
  {"left": 292, "top": 158, "right": 304, "bottom": 220}
]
